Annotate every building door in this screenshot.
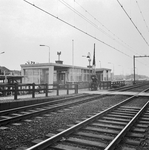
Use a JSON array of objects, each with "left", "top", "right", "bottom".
[{"left": 57, "top": 71, "right": 65, "bottom": 84}]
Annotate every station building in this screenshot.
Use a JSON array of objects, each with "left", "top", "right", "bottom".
[
  {"left": 0, "top": 66, "right": 23, "bottom": 84},
  {"left": 20, "top": 61, "right": 111, "bottom": 86}
]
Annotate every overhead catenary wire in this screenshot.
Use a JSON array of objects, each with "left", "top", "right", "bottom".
[
  {"left": 23, "top": 0, "right": 149, "bottom": 68},
  {"left": 60, "top": 0, "right": 141, "bottom": 56},
  {"left": 74, "top": 0, "right": 144, "bottom": 57},
  {"left": 117, "top": 0, "right": 149, "bottom": 47},
  {"left": 58, "top": 0, "right": 120, "bottom": 43},
  {"left": 75, "top": 0, "right": 134, "bottom": 51},
  {"left": 23, "top": 0, "right": 131, "bottom": 58},
  {"left": 59, "top": 0, "right": 142, "bottom": 55},
  {"left": 135, "top": 0, "right": 149, "bottom": 33}
]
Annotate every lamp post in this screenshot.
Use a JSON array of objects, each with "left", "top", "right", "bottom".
[
  {"left": 82, "top": 52, "right": 92, "bottom": 83},
  {"left": 99, "top": 61, "right": 101, "bottom": 68},
  {"left": 0, "top": 51, "right": 6, "bottom": 82},
  {"left": 72, "top": 40, "right": 74, "bottom": 84},
  {"left": 0, "top": 51, "right": 5, "bottom": 68},
  {"left": 39, "top": 45, "right": 50, "bottom": 63},
  {"left": 0, "top": 52, "right": 5, "bottom": 55},
  {"left": 108, "top": 62, "right": 114, "bottom": 81},
  {"left": 82, "top": 52, "right": 91, "bottom": 67},
  {"left": 118, "top": 65, "right": 124, "bottom": 80},
  {"left": 118, "top": 65, "right": 122, "bottom": 73}
]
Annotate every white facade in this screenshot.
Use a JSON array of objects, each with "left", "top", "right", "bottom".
[{"left": 21, "top": 63, "right": 111, "bottom": 84}]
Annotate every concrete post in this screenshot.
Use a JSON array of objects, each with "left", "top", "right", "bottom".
[
  {"left": 48, "top": 66, "right": 54, "bottom": 89},
  {"left": 103, "top": 70, "right": 106, "bottom": 81}
]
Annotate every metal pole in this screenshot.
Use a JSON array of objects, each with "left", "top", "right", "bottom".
[
  {"left": 40, "top": 45, "right": 50, "bottom": 63},
  {"left": 0, "top": 52, "right": 5, "bottom": 54},
  {"left": 72, "top": 40, "right": 74, "bottom": 84},
  {"left": 133, "top": 55, "right": 149, "bottom": 84},
  {"left": 133, "top": 55, "right": 135, "bottom": 84},
  {"left": 99, "top": 61, "right": 101, "bottom": 68},
  {"left": 48, "top": 47, "right": 50, "bottom": 63}
]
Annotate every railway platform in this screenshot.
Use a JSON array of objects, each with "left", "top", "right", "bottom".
[
  {"left": 0, "top": 88, "right": 149, "bottom": 103},
  {"left": 82, "top": 89, "right": 149, "bottom": 96}
]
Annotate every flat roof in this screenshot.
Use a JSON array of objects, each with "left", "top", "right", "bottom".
[{"left": 21, "top": 63, "right": 111, "bottom": 71}]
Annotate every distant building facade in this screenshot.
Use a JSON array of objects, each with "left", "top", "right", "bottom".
[
  {"left": 0, "top": 66, "right": 21, "bottom": 76},
  {"left": 0, "top": 66, "right": 23, "bottom": 83},
  {"left": 20, "top": 62, "right": 111, "bottom": 85}
]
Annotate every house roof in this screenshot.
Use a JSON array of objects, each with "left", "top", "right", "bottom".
[
  {"left": 0, "top": 66, "right": 10, "bottom": 72},
  {"left": 96, "top": 68, "right": 111, "bottom": 72},
  {"left": 21, "top": 63, "right": 111, "bottom": 71}
]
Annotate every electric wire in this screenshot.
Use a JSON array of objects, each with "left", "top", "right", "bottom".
[
  {"left": 23, "top": 0, "right": 131, "bottom": 58},
  {"left": 58, "top": 0, "right": 119, "bottom": 43},
  {"left": 74, "top": 0, "right": 141, "bottom": 56},
  {"left": 135, "top": 0, "right": 149, "bottom": 33},
  {"left": 23, "top": 0, "right": 149, "bottom": 68},
  {"left": 75, "top": 1, "right": 130, "bottom": 48},
  {"left": 117, "top": 0, "right": 149, "bottom": 47}
]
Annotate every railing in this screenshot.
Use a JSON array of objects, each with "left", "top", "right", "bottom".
[
  {"left": 0, "top": 83, "right": 78, "bottom": 100},
  {"left": 98, "top": 81, "right": 125, "bottom": 89},
  {"left": 98, "top": 81, "right": 111, "bottom": 89},
  {"left": 111, "top": 81, "right": 125, "bottom": 88}
]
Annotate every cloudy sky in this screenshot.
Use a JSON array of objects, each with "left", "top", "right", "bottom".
[{"left": 1, "top": 0, "right": 149, "bottom": 76}]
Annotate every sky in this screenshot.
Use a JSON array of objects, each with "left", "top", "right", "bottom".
[{"left": 0, "top": 0, "right": 149, "bottom": 76}]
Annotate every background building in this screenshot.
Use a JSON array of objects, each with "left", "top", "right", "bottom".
[
  {"left": 21, "top": 62, "right": 111, "bottom": 86},
  {"left": 0, "top": 66, "right": 23, "bottom": 83}
]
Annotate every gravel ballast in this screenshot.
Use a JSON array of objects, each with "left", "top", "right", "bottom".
[{"left": 0, "top": 95, "right": 148, "bottom": 150}]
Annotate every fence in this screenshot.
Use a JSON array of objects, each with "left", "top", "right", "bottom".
[
  {"left": 0, "top": 83, "right": 78, "bottom": 100},
  {"left": 98, "top": 81, "right": 111, "bottom": 89},
  {"left": 111, "top": 81, "right": 125, "bottom": 88},
  {"left": 98, "top": 81, "right": 125, "bottom": 89}
]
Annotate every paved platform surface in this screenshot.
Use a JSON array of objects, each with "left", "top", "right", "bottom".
[
  {"left": 0, "top": 89, "right": 149, "bottom": 103},
  {"left": 82, "top": 90, "right": 149, "bottom": 97}
]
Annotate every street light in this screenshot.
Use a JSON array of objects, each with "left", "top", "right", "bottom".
[
  {"left": 39, "top": 45, "right": 50, "bottom": 63},
  {"left": 82, "top": 52, "right": 92, "bottom": 83},
  {"left": 118, "top": 65, "right": 124, "bottom": 80},
  {"left": 118, "top": 65, "right": 124, "bottom": 75},
  {"left": 82, "top": 52, "right": 91, "bottom": 67},
  {"left": 0, "top": 51, "right": 6, "bottom": 81},
  {"left": 108, "top": 62, "right": 114, "bottom": 73},
  {"left": 99, "top": 61, "right": 101, "bottom": 68},
  {"left": 108, "top": 62, "right": 114, "bottom": 81},
  {"left": 0, "top": 51, "right": 5, "bottom": 54}
]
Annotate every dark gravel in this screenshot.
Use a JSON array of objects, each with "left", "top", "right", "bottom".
[{"left": 0, "top": 94, "right": 144, "bottom": 150}]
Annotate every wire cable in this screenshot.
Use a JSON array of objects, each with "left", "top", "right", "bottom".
[
  {"left": 59, "top": 0, "right": 142, "bottom": 56},
  {"left": 135, "top": 0, "right": 149, "bottom": 33},
  {"left": 23, "top": 0, "right": 131, "bottom": 58},
  {"left": 23, "top": 0, "right": 149, "bottom": 69},
  {"left": 117, "top": 0, "right": 149, "bottom": 47},
  {"left": 58, "top": 0, "right": 119, "bottom": 43},
  {"left": 74, "top": 0, "right": 141, "bottom": 56}
]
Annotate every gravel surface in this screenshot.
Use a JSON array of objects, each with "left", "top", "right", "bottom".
[
  {"left": 0, "top": 95, "right": 148, "bottom": 150},
  {"left": 122, "top": 96, "right": 149, "bottom": 107}
]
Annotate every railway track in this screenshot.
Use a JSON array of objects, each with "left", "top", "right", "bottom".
[
  {"left": 0, "top": 94, "right": 105, "bottom": 126},
  {"left": 25, "top": 95, "right": 149, "bottom": 150},
  {"left": 110, "top": 83, "right": 149, "bottom": 92}
]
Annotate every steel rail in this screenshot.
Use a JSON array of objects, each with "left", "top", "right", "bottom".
[
  {"left": 110, "top": 83, "right": 149, "bottom": 92},
  {"left": 0, "top": 95, "right": 102, "bottom": 126},
  {"left": 105, "top": 100, "right": 149, "bottom": 150},
  {"left": 0, "top": 94, "right": 87, "bottom": 115},
  {"left": 26, "top": 95, "right": 136, "bottom": 150},
  {"left": 139, "top": 87, "right": 149, "bottom": 93}
]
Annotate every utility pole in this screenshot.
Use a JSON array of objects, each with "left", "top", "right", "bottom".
[
  {"left": 72, "top": 40, "right": 74, "bottom": 84},
  {"left": 133, "top": 55, "right": 149, "bottom": 84},
  {"left": 133, "top": 55, "right": 135, "bottom": 84}
]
